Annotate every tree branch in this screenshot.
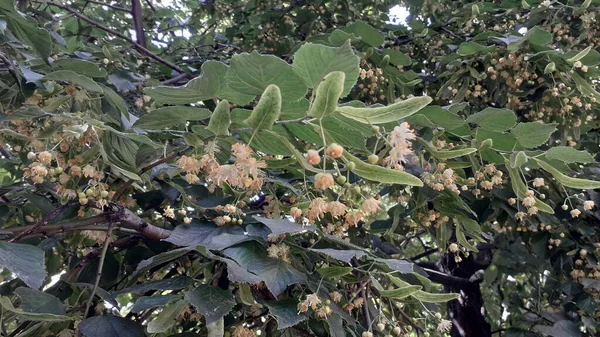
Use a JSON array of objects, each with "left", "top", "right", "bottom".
[
  {"left": 112, "top": 146, "right": 192, "bottom": 201},
  {"left": 131, "top": 0, "right": 146, "bottom": 48},
  {"left": 9, "top": 202, "right": 78, "bottom": 242},
  {"left": 162, "top": 72, "right": 193, "bottom": 85},
  {"left": 38, "top": 1, "right": 187, "bottom": 75},
  {"left": 105, "top": 203, "right": 171, "bottom": 239},
  {"left": 84, "top": 221, "right": 114, "bottom": 318}
]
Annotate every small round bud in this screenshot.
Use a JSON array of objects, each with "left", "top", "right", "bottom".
[
  {"left": 434, "top": 312, "right": 442, "bottom": 320},
  {"left": 376, "top": 323, "right": 385, "bottom": 332},
  {"left": 346, "top": 162, "right": 356, "bottom": 170},
  {"left": 27, "top": 152, "right": 37, "bottom": 161},
  {"left": 562, "top": 204, "right": 569, "bottom": 211},
  {"left": 367, "top": 154, "right": 379, "bottom": 165},
  {"left": 336, "top": 176, "right": 347, "bottom": 184},
  {"left": 371, "top": 125, "right": 380, "bottom": 134}
]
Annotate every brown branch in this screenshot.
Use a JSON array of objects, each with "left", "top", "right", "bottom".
[
  {"left": 131, "top": 0, "right": 146, "bottom": 48},
  {"left": 112, "top": 146, "right": 192, "bottom": 201},
  {"left": 105, "top": 203, "right": 171, "bottom": 239},
  {"left": 9, "top": 202, "right": 77, "bottom": 242},
  {"left": 84, "top": 221, "right": 114, "bottom": 318},
  {"left": 162, "top": 72, "right": 193, "bottom": 85},
  {"left": 38, "top": 1, "right": 187, "bottom": 74},
  {"left": 7, "top": 214, "right": 107, "bottom": 239},
  {"left": 361, "top": 283, "right": 371, "bottom": 330},
  {"left": 84, "top": 0, "right": 128, "bottom": 12}
]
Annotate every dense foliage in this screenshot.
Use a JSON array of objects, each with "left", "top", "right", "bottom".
[{"left": 1, "top": 0, "right": 600, "bottom": 336}]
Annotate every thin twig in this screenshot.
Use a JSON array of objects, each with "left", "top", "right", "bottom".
[
  {"left": 37, "top": 1, "right": 187, "bottom": 75},
  {"left": 360, "top": 283, "right": 371, "bottom": 330},
  {"left": 143, "top": 0, "right": 156, "bottom": 11},
  {"left": 397, "top": 307, "right": 424, "bottom": 333},
  {"left": 409, "top": 248, "right": 439, "bottom": 261},
  {"left": 112, "top": 146, "right": 192, "bottom": 201},
  {"left": 84, "top": 222, "right": 114, "bottom": 318},
  {"left": 9, "top": 202, "right": 76, "bottom": 242},
  {"left": 162, "top": 72, "right": 193, "bottom": 85}
]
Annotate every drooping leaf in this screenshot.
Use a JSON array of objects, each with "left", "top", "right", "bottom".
[
  {"left": 379, "top": 285, "right": 422, "bottom": 299},
  {"left": 412, "top": 291, "right": 460, "bottom": 303},
  {"left": 292, "top": 40, "right": 360, "bottom": 97},
  {"left": 0, "top": 297, "right": 71, "bottom": 322},
  {"left": 0, "top": 242, "right": 46, "bottom": 289},
  {"left": 337, "top": 96, "right": 432, "bottom": 124},
  {"left": 185, "top": 285, "right": 235, "bottom": 324},
  {"left": 206, "top": 99, "right": 231, "bottom": 136},
  {"left": 147, "top": 298, "right": 188, "bottom": 333},
  {"left": 544, "top": 147, "right": 595, "bottom": 163},
  {"left": 243, "top": 84, "right": 282, "bottom": 131},
  {"left": 44, "top": 70, "right": 103, "bottom": 93},
  {"left": 343, "top": 152, "right": 423, "bottom": 186},
  {"left": 226, "top": 51, "right": 307, "bottom": 102},
  {"left": 133, "top": 106, "right": 211, "bottom": 130},
  {"left": 534, "top": 158, "right": 600, "bottom": 189},
  {"left": 78, "top": 315, "right": 145, "bottom": 337}
]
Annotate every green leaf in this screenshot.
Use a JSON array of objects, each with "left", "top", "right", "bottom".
[
  {"left": 533, "top": 158, "right": 600, "bottom": 189},
  {"left": 466, "top": 108, "right": 517, "bottom": 132},
  {"left": 133, "top": 106, "right": 211, "bottom": 130},
  {"left": 0, "top": 7, "right": 52, "bottom": 61},
  {"left": 308, "top": 71, "right": 345, "bottom": 119},
  {"left": 511, "top": 122, "right": 557, "bottom": 149},
  {"left": 337, "top": 96, "right": 432, "bottom": 124},
  {"left": 252, "top": 216, "right": 315, "bottom": 236},
  {"left": 147, "top": 298, "right": 188, "bottom": 333},
  {"left": 111, "top": 277, "right": 194, "bottom": 297},
  {"left": 53, "top": 59, "right": 107, "bottom": 78},
  {"left": 505, "top": 161, "right": 554, "bottom": 214},
  {"left": 457, "top": 42, "right": 495, "bottom": 55},
  {"left": 510, "top": 151, "right": 528, "bottom": 168},
  {"left": 243, "top": 84, "right": 282, "bottom": 131},
  {"left": 241, "top": 129, "right": 294, "bottom": 156},
  {"left": 381, "top": 49, "right": 412, "bottom": 66},
  {"left": 343, "top": 152, "right": 423, "bottom": 186},
  {"left": 78, "top": 315, "right": 144, "bottom": 337},
  {"left": 570, "top": 72, "right": 600, "bottom": 101},
  {"left": 308, "top": 248, "right": 367, "bottom": 264},
  {"left": 206, "top": 100, "right": 231, "bottom": 136},
  {"left": 544, "top": 147, "right": 595, "bottom": 163},
  {"left": 345, "top": 20, "right": 384, "bottom": 46},
  {"left": 379, "top": 285, "right": 422, "bottom": 299},
  {"left": 222, "top": 242, "right": 306, "bottom": 297},
  {"left": 286, "top": 123, "right": 323, "bottom": 144},
  {"left": 456, "top": 224, "right": 478, "bottom": 252},
  {"left": 15, "top": 288, "right": 66, "bottom": 316},
  {"left": 412, "top": 291, "right": 460, "bottom": 303},
  {"left": 406, "top": 106, "right": 466, "bottom": 131},
  {"left": 226, "top": 51, "right": 307, "bottom": 102},
  {"left": 187, "top": 61, "right": 256, "bottom": 105},
  {"left": 292, "top": 40, "right": 360, "bottom": 97},
  {"left": 567, "top": 46, "right": 592, "bottom": 63},
  {"left": 317, "top": 266, "right": 353, "bottom": 278},
  {"left": 318, "top": 123, "right": 366, "bottom": 150},
  {"left": 0, "top": 297, "right": 71, "bottom": 322},
  {"left": 0, "top": 242, "right": 46, "bottom": 289},
  {"left": 143, "top": 86, "right": 204, "bottom": 105},
  {"left": 265, "top": 299, "right": 308, "bottom": 329},
  {"left": 2, "top": 106, "right": 48, "bottom": 121},
  {"left": 131, "top": 295, "right": 178, "bottom": 313},
  {"left": 418, "top": 139, "right": 477, "bottom": 159},
  {"left": 328, "top": 29, "right": 360, "bottom": 46},
  {"left": 526, "top": 26, "right": 552, "bottom": 45},
  {"left": 99, "top": 84, "right": 129, "bottom": 119},
  {"left": 133, "top": 247, "right": 193, "bottom": 277},
  {"left": 44, "top": 70, "right": 103, "bottom": 93},
  {"left": 185, "top": 285, "right": 235, "bottom": 324}
]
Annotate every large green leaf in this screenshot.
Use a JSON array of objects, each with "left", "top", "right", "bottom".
[
  {"left": 243, "top": 84, "right": 282, "bottom": 131},
  {"left": 78, "top": 315, "right": 144, "bottom": 337},
  {"left": 185, "top": 285, "right": 235, "bottom": 324},
  {"left": 226, "top": 51, "right": 307, "bottom": 102},
  {"left": 379, "top": 285, "right": 422, "bottom": 299},
  {"left": 206, "top": 100, "right": 231, "bottom": 136},
  {"left": 0, "top": 242, "right": 46, "bottom": 289},
  {"left": 222, "top": 242, "right": 306, "bottom": 297},
  {"left": 265, "top": 299, "right": 308, "bottom": 329},
  {"left": 187, "top": 61, "right": 256, "bottom": 105},
  {"left": 241, "top": 129, "right": 294, "bottom": 156},
  {"left": 44, "top": 70, "right": 103, "bottom": 93},
  {"left": 466, "top": 108, "right": 517, "bottom": 132},
  {"left": 15, "top": 288, "right": 66, "bottom": 315},
  {"left": 406, "top": 106, "right": 466, "bottom": 131},
  {"left": 0, "top": 297, "right": 71, "bottom": 322},
  {"left": 343, "top": 152, "right": 423, "bottom": 186},
  {"left": 457, "top": 42, "right": 495, "bottom": 55},
  {"left": 133, "top": 106, "right": 211, "bottom": 130},
  {"left": 0, "top": 5, "right": 52, "bottom": 61},
  {"left": 511, "top": 122, "right": 557, "bottom": 149},
  {"left": 337, "top": 96, "right": 432, "bottom": 124},
  {"left": 345, "top": 20, "right": 384, "bottom": 47},
  {"left": 99, "top": 84, "right": 129, "bottom": 119},
  {"left": 292, "top": 40, "right": 360, "bottom": 97}
]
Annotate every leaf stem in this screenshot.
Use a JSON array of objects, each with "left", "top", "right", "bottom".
[{"left": 84, "top": 222, "right": 114, "bottom": 318}]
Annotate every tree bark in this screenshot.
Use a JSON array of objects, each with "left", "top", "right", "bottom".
[
  {"left": 131, "top": 0, "right": 146, "bottom": 48},
  {"left": 438, "top": 253, "right": 491, "bottom": 337}
]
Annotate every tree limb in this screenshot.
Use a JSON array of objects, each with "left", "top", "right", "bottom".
[
  {"left": 37, "top": 1, "right": 188, "bottom": 75},
  {"left": 131, "top": 0, "right": 146, "bottom": 48},
  {"left": 9, "top": 201, "right": 78, "bottom": 242}
]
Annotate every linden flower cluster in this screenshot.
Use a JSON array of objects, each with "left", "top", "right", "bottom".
[
  {"left": 421, "top": 164, "right": 462, "bottom": 195},
  {"left": 297, "top": 293, "right": 332, "bottom": 318},
  {"left": 176, "top": 143, "right": 267, "bottom": 192},
  {"left": 267, "top": 243, "right": 291, "bottom": 263},
  {"left": 357, "top": 60, "right": 387, "bottom": 102},
  {"left": 232, "top": 326, "right": 256, "bottom": 337},
  {"left": 383, "top": 122, "right": 416, "bottom": 171},
  {"left": 22, "top": 151, "right": 54, "bottom": 184}
]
